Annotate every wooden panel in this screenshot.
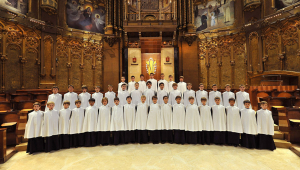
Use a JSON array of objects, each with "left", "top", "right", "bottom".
[
  {"left": 56, "top": 56, "right": 68, "bottom": 91},
  {"left": 221, "top": 56, "right": 231, "bottom": 88},
  {"left": 285, "top": 44, "right": 300, "bottom": 72},
  {"left": 0, "top": 128, "right": 6, "bottom": 163},
  {"left": 71, "top": 57, "right": 82, "bottom": 90},
  {"left": 24, "top": 52, "right": 38, "bottom": 89},
  {"left": 234, "top": 54, "right": 246, "bottom": 89},
  {"left": 140, "top": 38, "right": 161, "bottom": 53},
  {"left": 209, "top": 57, "right": 218, "bottom": 87},
  {"left": 83, "top": 56, "right": 93, "bottom": 89},
  {"left": 5, "top": 48, "right": 21, "bottom": 91},
  {"left": 141, "top": 53, "right": 161, "bottom": 80}
]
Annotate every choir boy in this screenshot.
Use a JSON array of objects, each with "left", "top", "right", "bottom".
[
  {"left": 82, "top": 98, "right": 98, "bottom": 147},
  {"left": 146, "top": 96, "right": 161, "bottom": 144},
  {"left": 196, "top": 83, "right": 209, "bottom": 106},
  {"left": 211, "top": 96, "right": 226, "bottom": 145},
  {"left": 148, "top": 73, "right": 158, "bottom": 92},
  {"left": 45, "top": 86, "right": 62, "bottom": 111},
  {"left": 123, "top": 96, "right": 136, "bottom": 143},
  {"left": 135, "top": 95, "right": 149, "bottom": 143},
  {"left": 110, "top": 97, "right": 125, "bottom": 145},
  {"left": 118, "top": 83, "right": 129, "bottom": 107},
  {"left": 168, "top": 83, "right": 181, "bottom": 105},
  {"left": 92, "top": 86, "right": 103, "bottom": 108},
  {"left": 78, "top": 85, "right": 91, "bottom": 109},
  {"left": 226, "top": 98, "right": 243, "bottom": 147},
  {"left": 157, "top": 83, "right": 168, "bottom": 105},
  {"left": 240, "top": 100, "right": 257, "bottom": 149},
  {"left": 105, "top": 85, "right": 116, "bottom": 107},
  {"left": 138, "top": 74, "right": 147, "bottom": 93},
  {"left": 185, "top": 96, "right": 202, "bottom": 144},
  {"left": 157, "top": 73, "right": 169, "bottom": 92},
  {"left": 131, "top": 82, "right": 142, "bottom": 106},
  {"left": 236, "top": 85, "right": 251, "bottom": 110},
  {"left": 222, "top": 84, "right": 236, "bottom": 107},
  {"left": 256, "top": 101, "right": 276, "bottom": 151},
  {"left": 177, "top": 76, "right": 187, "bottom": 96},
  {"left": 24, "top": 102, "right": 44, "bottom": 154},
  {"left": 161, "top": 96, "right": 173, "bottom": 143},
  {"left": 118, "top": 76, "right": 126, "bottom": 92},
  {"left": 59, "top": 100, "right": 72, "bottom": 149},
  {"left": 62, "top": 85, "right": 78, "bottom": 110},
  {"left": 128, "top": 76, "right": 136, "bottom": 94},
  {"left": 183, "top": 83, "right": 196, "bottom": 106},
  {"left": 168, "top": 75, "right": 175, "bottom": 92},
  {"left": 97, "top": 97, "right": 111, "bottom": 146},
  {"left": 172, "top": 96, "right": 186, "bottom": 144},
  {"left": 143, "top": 81, "right": 156, "bottom": 105},
  {"left": 199, "top": 97, "right": 213, "bottom": 145},
  {"left": 69, "top": 100, "right": 85, "bottom": 147},
  {"left": 209, "top": 84, "right": 223, "bottom": 107},
  {"left": 43, "top": 101, "right": 60, "bottom": 152}
]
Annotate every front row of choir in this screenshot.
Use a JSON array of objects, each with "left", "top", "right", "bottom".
[{"left": 24, "top": 95, "right": 276, "bottom": 154}]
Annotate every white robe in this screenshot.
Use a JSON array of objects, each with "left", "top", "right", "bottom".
[
  {"left": 196, "top": 90, "right": 209, "bottom": 106},
  {"left": 92, "top": 92, "right": 103, "bottom": 108},
  {"left": 105, "top": 91, "right": 116, "bottom": 108},
  {"left": 135, "top": 103, "right": 148, "bottom": 130},
  {"left": 209, "top": 91, "right": 223, "bottom": 106},
  {"left": 82, "top": 106, "right": 98, "bottom": 132},
  {"left": 185, "top": 104, "right": 202, "bottom": 131},
  {"left": 118, "top": 90, "right": 129, "bottom": 107},
  {"left": 212, "top": 105, "right": 226, "bottom": 131},
  {"left": 236, "top": 91, "right": 251, "bottom": 110},
  {"left": 69, "top": 107, "right": 85, "bottom": 134},
  {"left": 62, "top": 92, "right": 78, "bottom": 110},
  {"left": 257, "top": 109, "right": 274, "bottom": 135},
  {"left": 110, "top": 105, "right": 124, "bottom": 131},
  {"left": 168, "top": 81, "right": 175, "bottom": 92},
  {"left": 183, "top": 90, "right": 196, "bottom": 106},
  {"left": 59, "top": 108, "right": 71, "bottom": 134},
  {"left": 138, "top": 81, "right": 147, "bottom": 93},
  {"left": 146, "top": 103, "right": 161, "bottom": 130},
  {"left": 78, "top": 92, "right": 91, "bottom": 109},
  {"left": 241, "top": 108, "right": 257, "bottom": 135},
  {"left": 158, "top": 79, "right": 169, "bottom": 92},
  {"left": 143, "top": 88, "right": 155, "bottom": 105},
  {"left": 157, "top": 89, "right": 168, "bottom": 106},
  {"left": 199, "top": 105, "right": 214, "bottom": 131},
  {"left": 161, "top": 103, "right": 173, "bottom": 130},
  {"left": 123, "top": 103, "right": 136, "bottom": 131},
  {"left": 24, "top": 111, "right": 43, "bottom": 139},
  {"left": 118, "top": 82, "right": 127, "bottom": 92},
  {"left": 222, "top": 91, "right": 236, "bottom": 108},
  {"left": 168, "top": 90, "right": 181, "bottom": 105},
  {"left": 148, "top": 79, "right": 158, "bottom": 92},
  {"left": 128, "top": 81, "right": 136, "bottom": 94},
  {"left": 45, "top": 93, "right": 62, "bottom": 111},
  {"left": 131, "top": 89, "right": 142, "bottom": 106},
  {"left": 177, "top": 82, "right": 187, "bottom": 96},
  {"left": 42, "top": 110, "right": 59, "bottom": 137},
  {"left": 97, "top": 105, "right": 111, "bottom": 132},
  {"left": 172, "top": 103, "right": 185, "bottom": 130},
  {"left": 226, "top": 106, "right": 243, "bottom": 133}
]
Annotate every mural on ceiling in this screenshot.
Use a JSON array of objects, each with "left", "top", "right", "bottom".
[
  {"left": 275, "top": 0, "right": 300, "bottom": 9},
  {"left": 0, "top": 0, "right": 28, "bottom": 15},
  {"left": 66, "top": 0, "right": 105, "bottom": 34},
  {"left": 194, "top": 0, "right": 234, "bottom": 32}
]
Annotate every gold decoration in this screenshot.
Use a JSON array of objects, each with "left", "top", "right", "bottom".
[{"left": 146, "top": 58, "right": 157, "bottom": 75}]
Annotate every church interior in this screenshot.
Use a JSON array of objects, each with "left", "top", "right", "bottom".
[{"left": 0, "top": 0, "right": 300, "bottom": 169}]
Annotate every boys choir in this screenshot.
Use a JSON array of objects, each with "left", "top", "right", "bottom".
[{"left": 24, "top": 74, "right": 276, "bottom": 154}]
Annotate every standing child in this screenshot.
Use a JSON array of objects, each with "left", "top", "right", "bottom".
[
  {"left": 130, "top": 82, "right": 142, "bottom": 106},
  {"left": 62, "top": 85, "right": 78, "bottom": 110},
  {"left": 123, "top": 96, "right": 136, "bottom": 144},
  {"left": 177, "top": 76, "right": 187, "bottom": 96},
  {"left": 185, "top": 96, "right": 202, "bottom": 144},
  {"left": 97, "top": 97, "right": 111, "bottom": 146},
  {"left": 92, "top": 86, "right": 103, "bottom": 108},
  {"left": 138, "top": 74, "right": 147, "bottom": 93},
  {"left": 135, "top": 95, "right": 149, "bottom": 144},
  {"left": 82, "top": 98, "right": 98, "bottom": 147},
  {"left": 118, "top": 76, "right": 127, "bottom": 93},
  {"left": 147, "top": 96, "right": 161, "bottom": 144},
  {"left": 148, "top": 73, "right": 158, "bottom": 92},
  {"left": 226, "top": 98, "right": 243, "bottom": 147},
  {"left": 222, "top": 84, "right": 236, "bottom": 107},
  {"left": 128, "top": 76, "right": 136, "bottom": 94},
  {"left": 211, "top": 96, "right": 226, "bottom": 145},
  {"left": 43, "top": 101, "right": 60, "bottom": 152},
  {"left": 105, "top": 85, "right": 116, "bottom": 107},
  {"left": 168, "top": 83, "right": 181, "bottom": 105},
  {"left": 196, "top": 83, "right": 209, "bottom": 106},
  {"left": 161, "top": 96, "right": 173, "bottom": 143},
  {"left": 168, "top": 75, "right": 175, "bottom": 93},
  {"left": 256, "top": 101, "right": 276, "bottom": 151},
  {"left": 69, "top": 100, "right": 85, "bottom": 147},
  {"left": 183, "top": 83, "right": 196, "bottom": 106},
  {"left": 59, "top": 101, "right": 72, "bottom": 149},
  {"left": 209, "top": 84, "right": 223, "bottom": 106},
  {"left": 236, "top": 85, "right": 251, "bottom": 110},
  {"left": 157, "top": 83, "right": 168, "bottom": 105},
  {"left": 172, "top": 96, "right": 186, "bottom": 144},
  {"left": 158, "top": 73, "right": 169, "bottom": 92},
  {"left": 46, "top": 86, "right": 62, "bottom": 111},
  {"left": 240, "top": 100, "right": 257, "bottom": 149},
  {"left": 199, "top": 97, "right": 213, "bottom": 145},
  {"left": 143, "top": 81, "right": 156, "bottom": 105},
  {"left": 110, "top": 97, "right": 125, "bottom": 145},
  {"left": 118, "top": 83, "right": 129, "bottom": 107},
  {"left": 24, "top": 102, "right": 44, "bottom": 154},
  {"left": 78, "top": 85, "right": 91, "bottom": 109}
]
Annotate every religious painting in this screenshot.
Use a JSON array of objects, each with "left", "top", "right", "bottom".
[
  {"left": 0, "top": 0, "right": 28, "bottom": 15},
  {"left": 66, "top": 0, "right": 106, "bottom": 34},
  {"left": 275, "top": 0, "right": 300, "bottom": 10},
  {"left": 163, "top": 0, "right": 170, "bottom": 8},
  {"left": 194, "top": 0, "right": 234, "bottom": 32}
]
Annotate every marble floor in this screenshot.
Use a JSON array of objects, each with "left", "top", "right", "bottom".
[{"left": 1, "top": 144, "right": 300, "bottom": 170}]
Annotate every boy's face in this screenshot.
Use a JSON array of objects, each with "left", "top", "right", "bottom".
[
  {"left": 225, "top": 86, "right": 231, "bottom": 92},
  {"left": 68, "top": 86, "right": 74, "bottom": 92},
  {"left": 240, "top": 86, "right": 245, "bottom": 92},
  {"left": 229, "top": 100, "right": 235, "bottom": 106},
  {"left": 147, "top": 83, "right": 152, "bottom": 88},
  {"left": 131, "top": 77, "right": 135, "bottom": 82},
  {"left": 201, "top": 100, "right": 206, "bottom": 105},
  {"left": 163, "top": 97, "right": 168, "bottom": 104},
  {"left": 141, "top": 97, "right": 146, "bottom": 103},
  {"left": 169, "top": 76, "right": 173, "bottom": 81},
  {"left": 114, "top": 100, "right": 120, "bottom": 105},
  {"left": 187, "top": 84, "right": 192, "bottom": 90},
  {"left": 159, "top": 84, "right": 164, "bottom": 90},
  {"left": 47, "top": 104, "right": 54, "bottom": 110},
  {"left": 261, "top": 103, "right": 268, "bottom": 110},
  {"left": 52, "top": 88, "right": 58, "bottom": 94},
  {"left": 89, "top": 101, "right": 95, "bottom": 106},
  {"left": 82, "top": 88, "right": 87, "bottom": 92},
  {"left": 180, "top": 78, "right": 183, "bottom": 82},
  {"left": 121, "top": 85, "right": 126, "bottom": 90},
  {"left": 135, "top": 84, "right": 139, "bottom": 89},
  {"left": 102, "top": 100, "right": 108, "bottom": 106},
  {"left": 75, "top": 102, "right": 81, "bottom": 108},
  {"left": 173, "top": 85, "right": 178, "bottom": 90},
  {"left": 121, "top": 77, "right": 125, "bottom": 82},
  {"left": 150, "top": 74, "right": 154, "bottom": 79},
  {"left": 189, "top": 98, "right": 194, "bottom": 104},
  {"left": 176, "top": 98, "right": 181, "bottom": 104},
  {"left": 33, "top": 105, "right": 40, "bottom": 111},
  {"left": 64, "top": 104, "right": 70, "bottom": 109},
  {"left": 161, "top": 75, "right": 164, "bottom": 80},
  {"left": 215, "top": 99, "right": 220, "bottom": 105},
  {"left": 199, "top": 85, "right": 204, "bottom": 90},
  {"left": 244, "top": 103, "right": 251, "bottom": 109},
  {"left": 152, "top": 98, "right": 158, "bottom": 104},
  {"left": 108, "top": 86, "right": 113, "bottom": 91},
  {"left": 126, "top": 98, "right": 132, "bottom": 104},
  {"left": 95, "top": 87, "right": 100, "bottom": 92},
  {"left": 212, "top": 86, "right": 217, "bottom": 91},
  {"left": 140, "top": 76, "right": 144, "bottom": 81}
]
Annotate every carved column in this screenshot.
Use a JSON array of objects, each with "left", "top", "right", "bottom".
[
  {"left": 178, "top": 0, "right": 181, "bottom": 28},
  {"left": 187, "top": 0, "right": 194, "bottom": 32},
  {"left": 230, "top": 45, "right": 235, "bottom": 87},
  {"left": 183, "top": 0, "right": 186, "bottom": 28},
  {"left": 258, "top": 33, "right": 263, "bottom": 73},
  {"left": 278, "top": 30, "right": 285, "bottom": 70},
  {"left": 297, "top": 24, "right": 300, "bottom": 56},
  {"left": 1, "top": 55, "right": 7, "bottom": 92}
]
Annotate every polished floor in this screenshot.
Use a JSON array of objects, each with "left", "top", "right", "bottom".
[{"left": 1, "top": 144, "right": 300, "bottom": 170}]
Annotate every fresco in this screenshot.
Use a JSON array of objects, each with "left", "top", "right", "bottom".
[
  {"left": 275, "top": 0, "right": 300, "bottom": 10},
  {"left": 0, "top": 0, "right": 28, "bottom": 15}
]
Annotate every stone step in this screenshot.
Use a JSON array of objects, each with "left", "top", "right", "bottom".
[
  {"left": 16, "top": 142, "right": 27, "bottom": 152},
  {"left": 273, "top": 131, "right": 284, "bottom": 140},
  {"left": 274, "top": 124, "right": 279, "bottom": 131},
  {"left": 274, "top": 139, "right": 292, "bottom": 149}
]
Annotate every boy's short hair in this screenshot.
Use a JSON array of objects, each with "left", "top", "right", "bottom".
[
  {"left": 121, "top": 76, "right": 125, "bottom": 79},
  {"left": 75, "top": 100, "right": 81, "bottom": 104},
  {"left": 135, "top": 82, "right": 139, "bottom": 85},
  {"left": 89, "top": 98, "right": 95, "bottom": 102},
  {"left": 187, "top": 83, "right": 192, "bottom": 86},
  {"left": 131, "top": 76, "right": 135, "bottom": 78},
  {"left": 95, "top": 86, "right": 101, "bottom": 89},
  {"left": 172, "top": 83, "right": 178, "bottom": 87},
  {"left": 146, "top": 81, "right": 152, "bottom": 85},
  {"left": 152, "top": 96, "right": 158, "bottom": 100},
  {"left": 212, "top": 84, "right": 217, "bottom": 87},
  {"left": 121, "top": 83, "right": 127, "bottom": 87},
  {"left": 102, "top": 97, "right": 108, "bottom": 103},
  {"left": 159, "top": 82, "right": 164, "bottom": 86},
  {"left": 140, "top": 74, "right": 144, "bottom": 77},
  {"left": 52, "top": 86, "right": 59, "bottom": 90},
  {"left": 108, "top": 84, "right": 113, "bottom": 87},
  {"left": 47, "top": 101, "right": 55, "bottom": 106},
  {"left": 175, "top": 96, "right": 181, "bottom": 99},
  {"left": 163, "top": 96, "right": 168, "bottom": 99},
  {"left": 126, "top": 96, "right": 132, "bottom": 100},
  {"left": 188, "top": 96, "right": 194, "bottom": 100},
  {"left": 161, "top": 73, "right": 164, "bottom": 76},
  {"left": 239, "top": 84, "right": 245, "bottom": 87},
  {"left": 82, "top": 85, "right": 88, "bottom": 89},
  {"left": 114, "top": 97, "right": 119, "bottom": 101},
  {"left": 199, "top": 83, "right": 204, "bottom": 87},
  {"left": 228, "top": 98, "right": 235, "bottom": 102},
  {"left": 169, "top": 75, "right": 173, "bottom": 78},
  {"left": 260, "top": 101, "right": 268, "bottom": 105},
  {"left": 214, "top": 96, "right": 220, "bottom": 100},
  {"left": 63, "top": 100, "right": 70, "bottom": 105},
  {"left": 243, "top": 100, "right": 251, "bottom": 104},
  {"left": 180, "top": 76, "right": 184, "bottom": 79},
  {"left": 201, "top": 97, "right": 207, "bottom": 101},
  {"left": 225, "top": 84, "right": 231, "bottom": 88},
  {"left": 150, "top": 73, "right": 154, "bottom": 75},
  {"left": 33, "top": 102, "right": 41, "bottom": 106},
  {"left": 68, "top": 84, "right": 74, "bottom": 88},
  {"left": 141, "top": 95, "right": 146, "bottom": 99}
]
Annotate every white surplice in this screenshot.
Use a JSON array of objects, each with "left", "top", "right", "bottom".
[
  {"left": 211, "top": 104, "right": 226, "bottom": 131},
  {"left": 226, "top": 106, "right": 243, "bottom": 133},
  {"left": 123, "top": 103, "right": 136, "bottom": 131},
  {"left": 209, "top": 91, "right": 223, "bottom": 107},
  {"left": 185, "top": 104, "right": 202, "bottom": 131},
  {"left": 257, "top": 109, "right": 274, "bottom": 135},
  {"left": 82, "top": 106, "right": 98, "bottom": 132},
  {"left": 183, "top": 90, "right": 197, "bottom": 106},
  {"left": 241, "top": 108, "right": 257, "bottom": 135},
  {"left": 161, "top": 103, "right": 173, "bottom": 130},
  {"left": 199, "top": 105, "right": 213, "bottom": 131},
  {"left": 97, "top": 105, "right": 111, "bottom": 131},
  {"left": 24, "top": 110, "right": 43, "bottom": 139},
  {"left": 143, "top": 88, "right": 155, "bottom": 105},
  {"left": 62, "top": 92, "right": 78, "bottom": 110},
  {"left": 78, "top": 92, "right": 91, "bottom": 109},
  {"left": 105, "top": 91, "right": 116, "bottom": 108},
  {"left": 135, "top": 102, "right": 148, "bottom": 130},
  {"left": 196, "top": 90, "right": 209, "bottom": 106},
  {"left": 92, "top": 92, "right": 103, "bottom": 108},
  {"left": 146, "top": 103, "right": 161, "bottom": 130},
  {"left": 110, "top": 105, "right": 124, "bottom": 131},
  {"left": 45, "top": 93, "right": 62, "bottom": 111},
  {"left": 172, "top": 103, "right": 185, "bottom": 130},
  {"left": 69, "top": 107, "right": 85, "bottom": 134}
]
